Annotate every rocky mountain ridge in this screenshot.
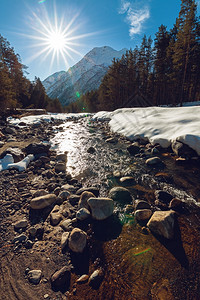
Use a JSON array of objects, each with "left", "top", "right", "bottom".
[{"left": 43, "top": 46, "right": 127, "bottom": 105}]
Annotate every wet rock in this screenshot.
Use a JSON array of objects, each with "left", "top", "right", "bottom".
[
  {"left": 109, "top": 187, "right": 132, "bottom": 204},
  {"left": 61, "top": 232, "right": 70, "bottom": 250},
  {"left": 87, "top": 146, "right": 96, "bottom": 154},
  {"left": 56, "top": 153, "right": 67, "bottom": 162},
  {"left": 135, "top": 200, "right": 151, "bottom": 210},
  {"left": 77, "top": 274, "right": 89, "bottom": 284},
  {"left": 76, "top": 208, "right": 90, "bottom": 221},
  {"left": 89, "top": 269, "right": 104, "bottom": 288},
  {"left": 78, "top": 191, "right": 95, "bottom": 210},
  {"left": 24, "top": 142, "right": 50, "bottom": 155},
  {"left": 87, "top": 197, "right": 114, "bottom": 220},
  {"left": 55, "top": 162, "right": 66, "bottom": 173},
  {"left": 28, "top": 270, "right": 42, "bottom": 285},
  {"left": 76, "top": 187, "right": 99, "bottom": 197},
  {"left": 147, "top": 210, "right": 176, "bottom": 239},
  {"left": 119, "top": 176, "right": 135, "bottom": 186},
  {"left": 127, "top": 142, "right": 140, "bottom": 155},
  {"left": 30, "top": 194, "right": 57, "bottom": 209},
  {"left": 14, "top": 219, "right": 28, "bottom": 230},
  {"left": 134, "top": 209, "right": 152, "bottom": 221},
  {"left": 51, "top": 266, "right": 71, "bottom": 291},
  {"left": 68, "top": 228, "right": 87, "bottom": 253},
  {"left": 146, "top": 157, "right": 162, "bottom": 165}
]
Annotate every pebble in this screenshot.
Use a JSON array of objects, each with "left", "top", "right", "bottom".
[
  {"left": 134, "top": 209, "right": 152, "bottom": 221},
  {"left": 76, "top": 208, "right": 90, "bottom": 221},
  {"left": 76, "top": 274, "right": 89, "bottom": 284},
  {"left": 146, "top": 157, "right": 162, "bottom": 165},
  {"left": 28, "top": 269, "right": 42, "bottom": 285}
]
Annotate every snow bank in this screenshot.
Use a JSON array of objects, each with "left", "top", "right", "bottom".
[
  {"left": 93, "top": 106, "right": 200, "bottom": 155},
  {"left": 0, "top": 154, "right": 34, "bottom": 172},
  {"left": 8, "top": 112, "right": 92, "bottom": 126}
]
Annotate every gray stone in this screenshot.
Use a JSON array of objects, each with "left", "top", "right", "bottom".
[
  {"left": 1, "top": 147, "right": 24, "bottom": 162},
  {"left": 14, "top": 219, "right": 28, "bottom": 230},
  {"left": 50, "top": 212, "right": 62, "bottom": 226},
  {"left": 78, "top": 191, "right": 95, "bottom": 210},
  {"left": 87, "top": 197, "right": 114, "bottom": 220},
  {"left": 28, "top": 270, "right": 42, "bottom": 285},
  {"left": 146, "top": 157, "right": 162, "bottom": 165},
  {"left": 109, "top": 187, "right": 132, "bottom": 204},
  {"left": 68, "top": 228, "right": 87, "bottom": 253},
  {"left": 147, "top": 210, "right": 176, "bottom": 239},
  {"left": 30, "top": 194, "right": 57, "bottom": 209},
  {"left": 172, "top": 141, "right": 197, "bottom": 158},
  {"left": 134, "top": 209, "right": 152, "bottom": 221},
  {"left": 61, "top": 184, "right": 77, "bottom": 192},
  {"left": 76, "top": 208, "right": 90, "bottom": 221}
]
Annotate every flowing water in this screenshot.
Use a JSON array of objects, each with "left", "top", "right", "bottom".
[{"left": 51, "top": 117, "right": 200, "bottom": 300}]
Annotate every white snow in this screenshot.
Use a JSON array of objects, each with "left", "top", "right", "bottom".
[
  {"left": 93, "top": 106, "right": 200, "bottom": 155},
  {"left": 8, "top": 112, "right": 92, "bottom": 126},
  {"left": 0, "top": 154, "right": 34, "bottom": 172}
]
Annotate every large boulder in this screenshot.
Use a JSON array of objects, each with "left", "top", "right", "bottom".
[
  {"left": 68, "top": 228, "right": 87, "bottom": 253},
  {"left": 147, "top": 210, "right": 176, "bottom": 239},
  {"left": 30, "top": 194, "right": 57, "bottom": 209},
  {"left": 109, "top": 187, "right": 132, "bottom": 204},
  {"left": 87, "top": 197, "right": 114, "bottom": 220}
]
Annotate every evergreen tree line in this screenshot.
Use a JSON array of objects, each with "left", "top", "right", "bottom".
[
  {"left": 0, "top": 34, "right": 62, "bottom": 113},
  {"left": 70, "top": 0, "right": 200, "bottom": 112}
]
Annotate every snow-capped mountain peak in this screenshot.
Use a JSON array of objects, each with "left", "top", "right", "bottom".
[{"left": 43, "top": 46, "right": 127, "bottom": 105}]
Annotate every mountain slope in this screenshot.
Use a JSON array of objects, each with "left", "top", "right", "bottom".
[{"left": 43, "top": 46, "right": 126, "bottom": 105}]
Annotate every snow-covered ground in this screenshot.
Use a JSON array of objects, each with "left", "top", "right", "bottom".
[
  {"left": 8, "top": 106, "right": 200, "bottom": 155},
  {"left": 93, "top": 106, "right": 200, "bottom": 155}
]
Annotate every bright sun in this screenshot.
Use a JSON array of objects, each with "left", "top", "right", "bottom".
[
  {"left": 48, "top": 31, "right": 66, "bottom": 51},
  {"left": 24, "top": 5, "right": 96, "bottom": 69}
]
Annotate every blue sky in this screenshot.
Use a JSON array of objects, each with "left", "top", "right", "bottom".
[{"left": 1, "top": 0, "right": 197, "bottom": 81}]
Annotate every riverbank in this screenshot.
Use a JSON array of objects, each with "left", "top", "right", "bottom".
[{"left": 1, "top": 115, "right": 200, "bottom": 299}]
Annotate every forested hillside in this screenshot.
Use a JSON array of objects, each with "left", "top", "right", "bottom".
[
  {"left": 69, "top": 0, "right": 200, "bottom": 112},
  {"left": 0, "top": 35, "right": 62, "bottom": 114}
]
